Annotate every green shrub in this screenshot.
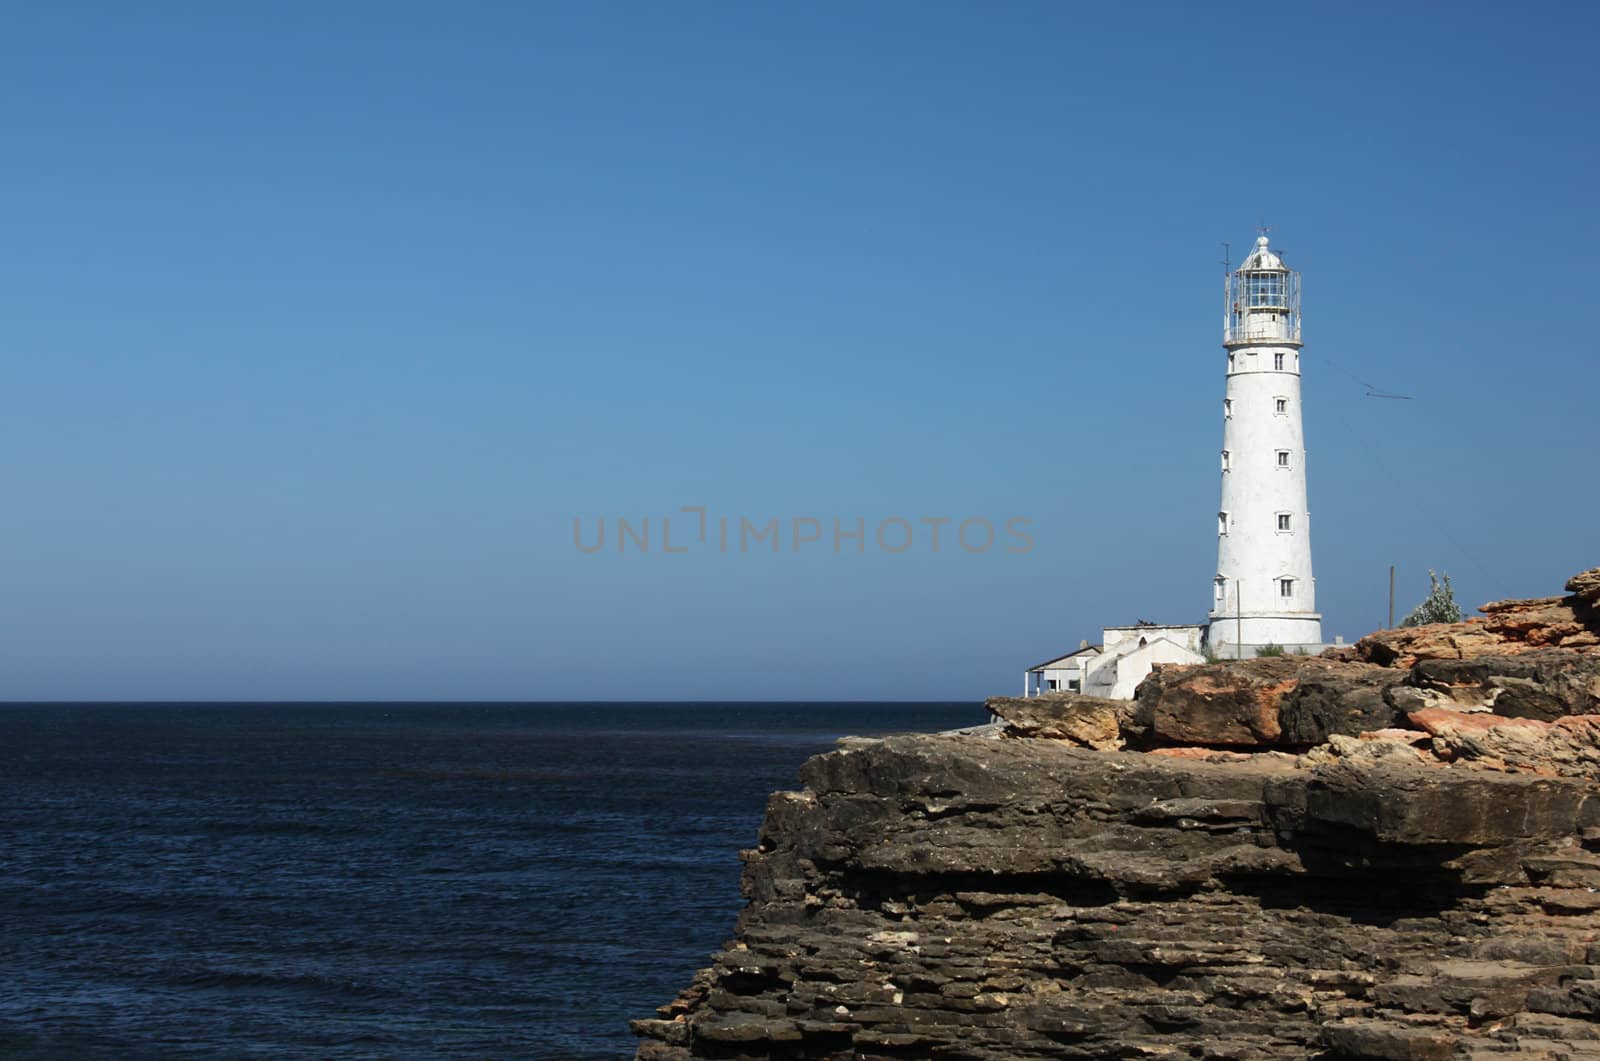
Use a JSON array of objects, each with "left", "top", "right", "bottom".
[
  {"left": 1255, "top": 643, "right": 1285, "bottom": 657},
  {"left": 1401, "top": 570, "right": 1462, "bottom": 627}
]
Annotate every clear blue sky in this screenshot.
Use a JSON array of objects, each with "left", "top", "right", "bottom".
[{"left": 2, "top": 2, "right": 1595, "bottom": 700}]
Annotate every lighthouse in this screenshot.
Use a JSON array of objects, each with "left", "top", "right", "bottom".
[{"left": 1209, "top": 233, "right": 1323, "bottom": 656}]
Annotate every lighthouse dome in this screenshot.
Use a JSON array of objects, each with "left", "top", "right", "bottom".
[{"left": 1239, "top": 234, "right": 1285, "bottom": 272}]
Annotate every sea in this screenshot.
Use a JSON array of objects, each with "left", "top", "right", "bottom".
[{"left": 0, "top": 701, "right": 982, "bottom": 1059}]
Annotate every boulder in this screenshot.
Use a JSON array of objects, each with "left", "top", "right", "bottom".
[
  {"left": 1134, "top": 657, "right": 1405, "bottom": 748},
  {"left": 984, "top": 693, "right": 1130, "bottom": 750},
  {"left": 1136, "top": 656, "right": 1301, "bottom": 746},
  {"left": 1277, "top": 660, "right": 1406, "bottom": 743}
]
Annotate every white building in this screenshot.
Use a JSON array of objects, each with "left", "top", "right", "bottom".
[
  {"left": 1209, "top": 234, "right": 1323, "bottom": 656},
  {"left": 1020, "top": 231, "right": 1335, "bottom": 697},
  {"left": 1024, "top": 623, "right": 1204, "bottom": 700}
]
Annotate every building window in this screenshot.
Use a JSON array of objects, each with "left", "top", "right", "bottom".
[
  {"left": 1221, "top": 450, "right": 1231, "bottom": 472},
  {"left": 1228, "top": 353, "right": 1235, "bottom": 372},
  {"left": 1276, "top": 450, "right": 1290, "bottom": 468},
  {"left": 1224, "top": 398, "right": 1233, "bottom": 419},
  {"left": 1218, "top": 511, "right": 1228, "bottom": 535},
  {"left": 1279, "top": 578, "right": 1294, "bottom": 598},
  {"left": 1274, "top": 397, "right": 1288, "bottom": 414},
  {"left": 1277, "top": 513, "right": 1292, "bottom": 532},
  {"left": 1214, "top": 576, "right": 1226, "bottom": 604},
  {"left": 1274, "top": 352, "right": 1285, "bottom": 370}
]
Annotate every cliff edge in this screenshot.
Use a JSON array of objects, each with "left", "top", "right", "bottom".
[{"left": 634, "top": 569, "right": 1600, "bottom": 1059}]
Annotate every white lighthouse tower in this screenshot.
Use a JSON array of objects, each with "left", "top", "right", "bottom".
[{"left": 1209, "top": 232, "right": 1323, "bottom": 656}]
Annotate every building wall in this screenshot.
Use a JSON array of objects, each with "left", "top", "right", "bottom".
[
  {"left": 1101, "top": 625, "right": 1204, "bottom": 654},
  {"left": 1083, "top": 636, "right": 1204, "bottom": 700}
]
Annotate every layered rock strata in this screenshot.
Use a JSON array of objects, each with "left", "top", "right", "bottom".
[{"left": 635, "top": 569, "right": 1600, "bottom": 1059}]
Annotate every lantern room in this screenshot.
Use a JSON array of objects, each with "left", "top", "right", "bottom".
[{"left": 1225, "top": 234, "right": 1302, "bottom": 347}]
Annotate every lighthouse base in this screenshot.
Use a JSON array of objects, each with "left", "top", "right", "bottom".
[{"left": 1205, "top": 613, "right": 1324, "bottom": 660}]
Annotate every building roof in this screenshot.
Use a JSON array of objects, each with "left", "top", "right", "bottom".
[{"left": 1027, "top": 645, "right": 1102, "bottom": 672}]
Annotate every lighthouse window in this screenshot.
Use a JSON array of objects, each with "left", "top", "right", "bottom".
[
  {"left": 1277, "top": 513, "right": 1293, "bottom": 532},
  {"left": 1245, "top": 272, "right": 1286, "bottom": 308},
  {"left": 1279, "top": 578, "right": 1295, "bottom": 598},
  {"left": 1224, "top": 398, "right": 1233, "bottom": 418},
  {"left": 1218, "top": 511, "right": 1228, "bottom": 536},
  {"left": 1221, "top": 450, "right": 1231, "bottom": 472},
  {"left": 1274, "top": 397, "right": 1288, "bottom": 414},
  {"left": 1276, "top": 450, "right": 1290, "bottom": 468},
  {"left": 1274, "top": 352, "right": 1285, "bottom": 370}
]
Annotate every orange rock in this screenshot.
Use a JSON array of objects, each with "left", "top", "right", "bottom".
[
  {"left": 1552, "top": 714, "right": 1600, "bottom": 737},
  {"left": 1565, "top": 566, "right": 1600, "bottom": 607},
  {"left": 1406, "top": 708, "right": 1550, "bottom": 738},
  {"left": 1353, "top": 620, "right": 1507, "bottom": 668},
  {"left": 1479, "top": 596, "right": 1567, "bottom": 614},
  {"left": 1140, "top": 658, "right": 1303, "bottom": 746}
]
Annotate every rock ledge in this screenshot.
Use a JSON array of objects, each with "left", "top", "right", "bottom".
[{"left": 634, "top": 568, "right": 1600, "bottom": 1059}]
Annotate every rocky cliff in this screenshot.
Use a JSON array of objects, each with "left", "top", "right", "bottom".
[{"left": 634, "top": 569, "right": 1600, "bottom": 1059}]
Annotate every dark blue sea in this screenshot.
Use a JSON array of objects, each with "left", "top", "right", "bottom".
[{"left": 0, "top": 702, "right": 981, "bottom": 1059}]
